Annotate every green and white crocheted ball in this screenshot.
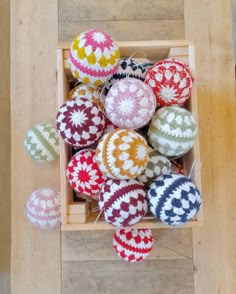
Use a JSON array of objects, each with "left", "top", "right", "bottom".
[
  {"left": 148, "top": 106, "right": 197, "bottom": 157},
  {"left": 137, "top": 151, "right": 171, "bottom": 186},
  {"left": 24, "top": 123, "right": 59, "bottom": 162}
]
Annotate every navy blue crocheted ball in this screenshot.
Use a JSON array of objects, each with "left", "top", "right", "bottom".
[
  {"left": 147, "top": 173, "right": 201, "bottom": 226},
  {"left": 104, "top": 58, "right": 146, "bottom": 93}
]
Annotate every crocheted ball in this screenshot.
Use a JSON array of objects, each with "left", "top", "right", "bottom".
[
  {"left": 113, "top": 228, "right": 154, "bottom": 262},
  {"left": 69, "top": 29, "right": 120, "bottom": 86},
  {"left": 25, "top": 187, "right": 60, "bottom": 229},
  {"left": 67, "top": 149, "right": 106, "bottom": 197},
  {"left": 104, "top": 58, "right": 146, "bottom": 93},
  {"left": 144, "top": 59, "right": 194, "bottom": 107},
  {"left": 147, "top": 173, "right": 201, "bottom": 226},
  {"left": 105, "top": 77, "right": 156, "bottom": 129},
  {"left": 171, "top": 160, "right": 184, "bottom": 175},
  {"left": 137, "top": 151, "right": 171, "bottom": 186},
  {"left": 67, "top": 84, "right": 105, "bottom": 110},
  {"left": 56, "top": 97, "right": 105, "bottom": 147},
  {"left": 148, "top": 106, "right": 197, "bottom": 156},
  {"left": 96, "top": 129, "right": 149, "bottom": 179},
  {"left": 24, "top": 123, "right": 59, "bottom": 162},
  {"left": 99, "top": 178, "right": 148, "bottom": 227}
]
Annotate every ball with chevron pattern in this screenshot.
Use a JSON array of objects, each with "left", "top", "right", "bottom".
[
  {"left": 147, "top": 173, "right": 201, "bottom": 226},
  {"left": 24, "top": 123, "right": 59, "bottom": 162}
]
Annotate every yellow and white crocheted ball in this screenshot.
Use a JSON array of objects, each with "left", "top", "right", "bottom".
[
  {"left": 96, "top": 129, "right": 149, "bottom": 179},
  {"left": 68, "top": 29, "right": 120, "bottom": 86}
]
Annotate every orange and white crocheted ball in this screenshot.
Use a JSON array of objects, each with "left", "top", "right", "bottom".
[
  {"left": 67, "top": 84, "right": 105, "bottom": 110},
  {"left": 68, "top": 29, "right": 120, "bottom": 86},
  {"left": 96, "top": 129, "right": 149, "bottom": 179},
  {"left": 113, "top": 228, "right": 154, "bottom": 262}
]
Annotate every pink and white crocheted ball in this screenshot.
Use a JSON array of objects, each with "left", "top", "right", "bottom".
[
  {"left": 113, "top": 228, "right": 154, "bottom": 262},
  {"left": 105, "top": 77, "right": 156, "bottom": 129},
  {"left": 144, "top": 59, "right": 194, "bottom": 107},
  {"left": 67, "top": 149, "right": 106, "bottom": 197},
  {"left": 68, "top": 29, "right": 120, "bottom": 86},
  {"left": 25, "top": 187, "right": 60, "bottom": 230},
  {"left": 56, "top": 97, "right": 105, "bottom": 147},
  {"left": 99, "top": 178, "right": 148, "bottom": 227}
]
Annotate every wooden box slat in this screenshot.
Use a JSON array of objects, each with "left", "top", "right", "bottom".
[{"left": 57, "top": 40, "right": 203, "bottom": 231}]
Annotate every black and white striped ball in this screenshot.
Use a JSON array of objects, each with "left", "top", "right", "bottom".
[{"left": 147, "top": 173, "right": 201, "bottom": 226}]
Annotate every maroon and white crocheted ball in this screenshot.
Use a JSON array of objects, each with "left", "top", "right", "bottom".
[
  {"left": 113, "top": 228, "right": 154, "bottom": 262},
  {"left": 67, "top": 149, "right": 106, "bottom": 197},
  {"left": 144, "top": 59, "right": 194, "bottom": 107},
  {"left": 99, "top": 178, "right": 148, "bottom": 227},
  {"left": 25, "top": 187, "right": 60, "bottom": 230},
  {"left": 105, "top": 77, "right": 156, "bottom": 129},
  {"left": 56, "top": 98, "right": 105, "bottom": 147}
]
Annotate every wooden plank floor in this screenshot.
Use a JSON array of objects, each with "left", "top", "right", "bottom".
[
  {"left": 10, "top": 0, "right": 236, "bottom": 293},
  {"left": 0, "top": 0, "right": 10, "bottom": 293}
]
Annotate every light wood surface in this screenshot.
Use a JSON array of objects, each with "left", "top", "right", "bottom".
[
  {"left": 11, "top": 1, "right": 61, "bottom": 293},
  {"left": 185, "top": 0, "right": 236, "bottom": 293},
  {"left": 62, "top": 259, "right": 194, "bottom": 294},
  {"left": 0, "top": 0, "right": 10, "bottom": 293}
]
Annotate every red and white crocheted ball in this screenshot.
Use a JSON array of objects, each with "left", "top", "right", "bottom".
[
  {"left": 113, "top": 228, "right": 154, "bottom": 262},
  {"left": 67, "top": 149, "right": 106, "bottom": 197},
  {"left": 144, "top": 59, "right": 194, "bottom": 107},
  {"left": 25, "top": 187, "right": 60, "bottom": 230},
  {"left": 105, "top": 77, "right": 156, "bottom": 129},
  {"left": 68, "top": 29, "right": 120, "bottom": 86},
  {"left": 56, "top": 97, "right": 105, "bottom": 147},
  {"left": 99, "top": 178, "right": 148, "bottom": 227}
]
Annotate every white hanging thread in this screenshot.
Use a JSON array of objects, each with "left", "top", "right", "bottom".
[{"left": 188, "top": 160, "right": 202, "bottom": 179}]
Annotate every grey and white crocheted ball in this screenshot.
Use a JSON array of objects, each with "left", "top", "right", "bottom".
[
  {"left": 104, "top": 58, "right": 146, "bottom": 93},
  {"left": 147, "top": 173, "right": 201, "bottom": 226},
  {"left": 148, "top": 106, "right": 198, "bottom": 157},
  {"left": 137, "top": 151, "right": 171, "bottom": 186}
]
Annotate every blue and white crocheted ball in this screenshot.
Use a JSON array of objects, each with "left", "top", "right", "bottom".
[
  {"left": 147, "top": 173, "right": 201, "bottom": 226},
  {"left": 104, "top": 58, "right": 146, "bottom": 93}
]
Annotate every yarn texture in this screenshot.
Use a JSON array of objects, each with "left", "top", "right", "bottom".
[
  {"left": 99, "top": 178, "right": 148, "bottom": 227},
  {"left": 137, "top": 151, "right": 171, "bottom": 186},
  {"left": 113, "top": 228, "right": 154, "bottom": 262},
  {"left": 67, "top": 149, "right": 106, "bottom": 197},
  {"left": 148, "top": 106, "right": 197, "bottom": 156},
  {"left": 56, "top": 97, "right": 105, "bottom": 147},
  {"left": 24, "top": 123, "right": 59, "bottom": 162},
  {"left": 104, "top": 58, "right": 146, "bottom": 93},
  {"left": 69, "top": 29, "right": 120, "bottom": 86},
  {"left": 96, "top": 129, "right": 149, "bottom": 179},
  {"left": 25, "top": 187, "right": 60, "bottom": 229},
  {"left": 105, "top": 77, "right": 156, "bottom": 129},
  {"left": 144, "top": 59, "right": 193, "bottom": 107},
  {"left": 147, "top": 173, "right": 201, "bottom": 226}
]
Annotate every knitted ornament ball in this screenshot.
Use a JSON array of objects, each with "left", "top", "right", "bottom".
[
  {"left": 24, "top": 123, "right": 59, "bottom": 162},
  {"left": 105, "top": 77, "right": 156, "bottom": 129},
  {"left": 137, "top": 151, "right": 171, "bottom": 186},
  {"left": 25, "top": 187, "right": 60, "bottom": 229},
  {"left": 67, "top": 84, "right": 105, "bottom": 110},
  {"left": 99, "top": 178, "right": 148, "bottom": 227},
  {"left": 56, "top": 97, "right": 105, "bottom": 147},
  {"left": 69, "top": 29, "right": 120, "bottom": 86},
  {"left": 144, "top": 59, "right": 194, "bottom": 107},
  {"left": 104, "top": 58, "right": 146, "bottom": 93},
  {"left": 148, "top": 106, "right": 197, "bottom": 157},
  {"left": 96, "top": 129, "right": 149, "bottom": 179},
  {"left": 147, "top": 173, "right": 201, "bottom": 226},
  {"left": 113, "top": 228, "right": 154, "bottom": 262},
  {"left": 67, "top": 149, "right": 106, "bottom": 197}
]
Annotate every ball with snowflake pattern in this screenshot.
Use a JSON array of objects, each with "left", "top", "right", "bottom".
[
  {"left": 144, "top": 59, "right": 194, "bottom": 107},
  {"left": 56, "top": 98, "right": 105, "bottom": 147},
  {"left": 67, "top": 149, "right": 106, "bottom": 197}
]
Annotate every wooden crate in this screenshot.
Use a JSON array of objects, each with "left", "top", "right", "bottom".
[{"left": 57, "top": 40, "right": 203, "bottom": 231}]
